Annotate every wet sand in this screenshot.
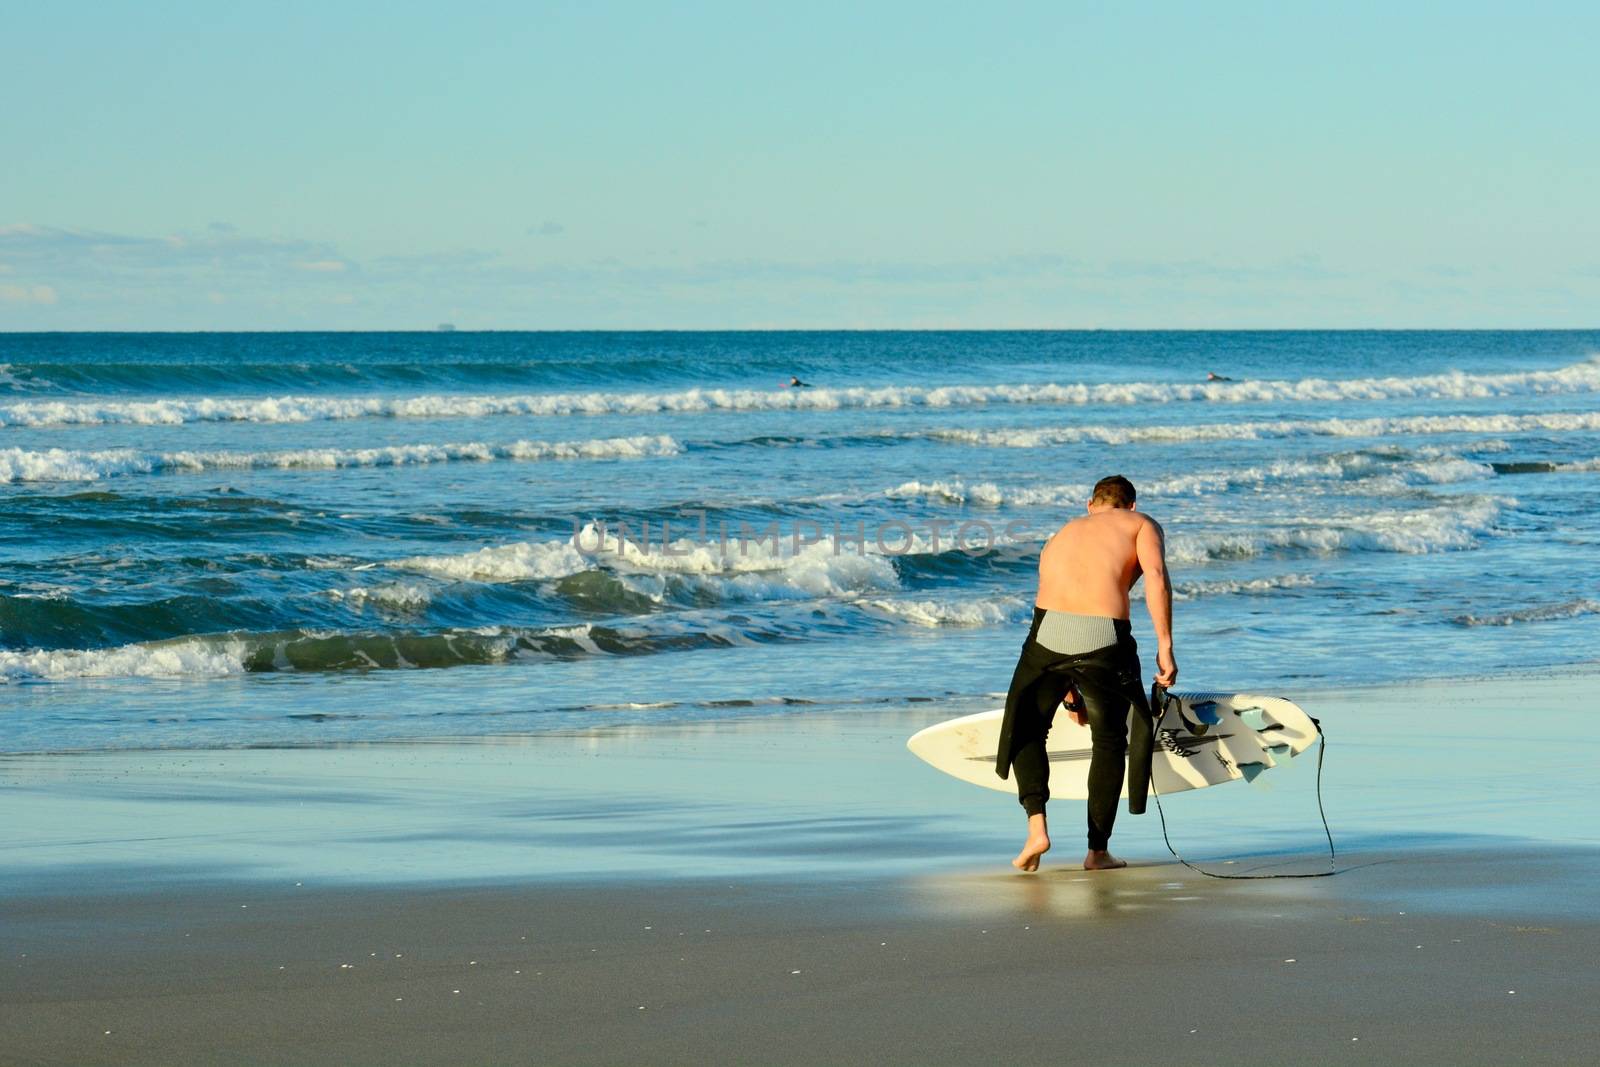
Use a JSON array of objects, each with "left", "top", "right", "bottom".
[
  {"left": 7, "top": 851, "right": 1600, "bottom": 1066},
  {"left": 4, "top": 671, "right": 1599, "bottom": 1064}
]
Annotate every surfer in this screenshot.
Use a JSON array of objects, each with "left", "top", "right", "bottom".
[
  {"left": 786, "top": 375, "right": 810, "bottom": 388},
  {"left": 1206, "top": 371, "right": 1232, "bottom": 382},
  {"left": 995, "top": 474, "right": 1177, "bottom": 872}
]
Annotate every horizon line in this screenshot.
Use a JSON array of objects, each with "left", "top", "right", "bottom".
[{"left": 4, "top": 326, "right": 1599, "bottom": 336}]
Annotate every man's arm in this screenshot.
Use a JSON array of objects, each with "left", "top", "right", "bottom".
[{"left": 1135, "top": 517, "right": 1177, "bottom": 686}]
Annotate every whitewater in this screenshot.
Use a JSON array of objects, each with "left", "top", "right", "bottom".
[
  {"left": 2, "top": 330, "right": 1597, "bottom": 752},
  {"left": 4, "top": 356, "right": 1600, "bottom": 427}
]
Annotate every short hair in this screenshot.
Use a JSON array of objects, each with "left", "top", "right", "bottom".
[{"left": 1090, "top": 475, "right": 1136, "bottom": 508}]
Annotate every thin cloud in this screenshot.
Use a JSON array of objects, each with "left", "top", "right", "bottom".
[
  {"left": 0, "top": 223, "right": 1341, "bottom": 294},
  {"left": 0, "top": 283, "right": 58, "bottom": 304},
  {"left": 0, "top": 224, "right": 342, "bottom": 271},
  {"left": 373, "top": 249, "right": 501, "bottom": 271},
  {"left": 4, "top": 219, "right": 1583, "bottom": 329},
  {"left": 0, "top": 224, "right": 149, "bottom": 251}
]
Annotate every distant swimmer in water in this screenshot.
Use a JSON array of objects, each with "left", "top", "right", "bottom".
[
  {"left": 786, "top": 375, "right": 811, "bottom": 388},
  {"left": 1206, "top": 371, "right": 1233, "bottom": 382}
]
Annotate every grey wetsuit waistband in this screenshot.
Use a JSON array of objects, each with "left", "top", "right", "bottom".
[{"left": 1034, "top": 609, "right": 1123, "bottom": 655}]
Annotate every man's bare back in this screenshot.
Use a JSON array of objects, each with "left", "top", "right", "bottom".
[
  {"left": 1035, "top": 501, "right": 1176, "bottom": 687},
  {"left": 1037, "top": 509, "right": 1159, "bottom": 619}
]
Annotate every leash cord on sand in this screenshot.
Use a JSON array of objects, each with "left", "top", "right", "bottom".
[{"left": 1149, "top": 716, "right": 1338, "bottom": 879}]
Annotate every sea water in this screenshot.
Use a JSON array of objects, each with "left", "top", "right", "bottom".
[{"left": 3, "top": 331, "right": 1598, "bottom": 752}]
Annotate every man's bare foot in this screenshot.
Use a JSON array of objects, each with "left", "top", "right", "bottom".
[
  {"left": 1083, "top": 849, "right": 1127, "bottom": 870},
  {"left": 1011, "top": 813, "right": 1050, "bottom": 872},
  {"left": 1013, "top": 832, "right": 1051, "bottom": 872}
]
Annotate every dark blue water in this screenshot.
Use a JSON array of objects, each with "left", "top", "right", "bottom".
[{"left": 3, "top": 331, "right": 1598, "bottom": 751}]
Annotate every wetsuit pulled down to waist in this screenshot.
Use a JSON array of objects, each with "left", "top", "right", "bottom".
[{"left": 997, "top": 607, "right": 1155, "bottom": 851}]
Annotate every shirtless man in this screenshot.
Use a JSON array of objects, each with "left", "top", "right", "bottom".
[{"left": 997, "top": 474, "right": 1176, "bottom": 872}]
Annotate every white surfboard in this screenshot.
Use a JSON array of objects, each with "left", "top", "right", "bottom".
[{"left": 907, "top": 692, "right": 1319, "bottom": 799}]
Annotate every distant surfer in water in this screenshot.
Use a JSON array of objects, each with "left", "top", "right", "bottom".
[
  {"left": 995, "top": 474, "right": 1177, "bottom": 872},
  {"left": 785, "top": 375, "right": 810, "bottom": 388},
  {"left": 1206, "top": 371, "right": 1232, "bottom": 382}
]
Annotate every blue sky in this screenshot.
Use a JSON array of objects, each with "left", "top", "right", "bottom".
[{"left": 2, "top": 1, "right": 1596, "bottom": 329}]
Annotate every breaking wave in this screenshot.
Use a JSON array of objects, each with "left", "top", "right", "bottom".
[
  {"left": 1173, "top": 574, "right": 1317, "bottom": 599},
  {"left": 0, "top": 620, "right": 798, "bottom": 682},
  {"left": 924, "top": 410, "right": 1600, "bottom": 449},
  {"left": 3, "top": 358, "right": 1598, "bottom": 427},
  {"left": 853, "top": 594, "right": 1028, "bottom": 628},
  {"left": 0, "top": 435, "right": 679, "bottom": 483},
  {"left": 1451, "top": 598, "right": 1600, "bottom": 627},
  {"left": 395, "top": 522, "right": 906, "bottom": 601},
  {"left": 1164, "top": 498, "right": 1507, "bottom": 561},
  {"left": 880, "top": 452, "right": 1495, "bottom": 506},
  {"left": 325, "top": 583, "right": 434, "bottom": 612},
  {"left": 1490, "top": 458, "right": 1600, "bottom": 475}
]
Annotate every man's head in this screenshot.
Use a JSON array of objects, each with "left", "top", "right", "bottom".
[{"left": 1088, "top": 474, "right": 1137, "bottom": 511}]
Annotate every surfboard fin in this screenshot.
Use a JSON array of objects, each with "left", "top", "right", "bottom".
[
  {"left": 1236, "top": 707, "right": 1272, "bottom": 731},
  {"left": 1181, "top": 699, "right": 1223, "bottom": 736}
]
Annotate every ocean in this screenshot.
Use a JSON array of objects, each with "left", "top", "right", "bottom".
[{"left": 3, "top": 330, "right": 1598, "bottom": 753}]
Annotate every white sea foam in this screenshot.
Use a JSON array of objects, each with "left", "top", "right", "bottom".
[
  {"left": 1453, "top": 598, "right": 1600, "bottom": 627},
  {"left": 394, "top": 522, "right": 922, "bottom": 603},
  {"left": 4, "top": 583, "right": 74, "bottom": 601},
  {"left": 0, "top": 639, "right": 249, "bottom": 682},
  {"left": 586, "top": 521, "right": 912, "bottom": 591},
  {"left": 1165, "top": 498, "right": 1506, "bottom": 562},
  {"left": 1173, "top": 574, "right": 1317, "bottom": 599},
  {"left": 0, "top": 435, "right": 679, "bottom": 483},
  {"left": 395, "top": 539, "right": 595, "bottom": 582},
  {"left": 4, "top": 359, "right": 1598, "bottom": 427},
  {"left": 537, "top": 624, "right": 606, "bottom": 656},
  {"left": 925, "top": 410, "right": 1600, "bottom": 449},
  {"left": 327, "top": 583, "right": 434, "bottom": 611},
  {"left": 585, "top": 700, "right": 681, "bottom": 710},
  {"left": 882, "top": 453, "right": 1495, "bottom": 508},
  {"left": 853, "top": 594, "right": 1028, "bottom": 628},
  {"left": 884, "top": 480, "right": 1010, "bottom": 506},
  {"left": 1403, "top": 457, "right": 1495, "bottom": 484}
]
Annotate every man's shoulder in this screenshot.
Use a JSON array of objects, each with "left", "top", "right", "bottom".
[
  {"left": 1061, "top": 510, "right": 1160, "bottom": 536},
  {"left": 1120, "top": 510, "right": 1161, "bottom": 540},
  {"left": 1053, "top": 514, "right": 1090, "bottom": 535}
]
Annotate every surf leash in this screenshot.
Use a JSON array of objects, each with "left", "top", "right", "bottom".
[{"left": 1147, "top": 688, "right": 1338, "bottom": 880}]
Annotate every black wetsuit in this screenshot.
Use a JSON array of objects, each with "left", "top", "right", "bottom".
[{"left": 996, "top": 607, "right": 1156, "bottom": 851}]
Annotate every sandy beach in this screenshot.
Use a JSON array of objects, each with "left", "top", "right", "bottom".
[{"left": 5, "top": 670, "right": 1598, "bottom": 1065}]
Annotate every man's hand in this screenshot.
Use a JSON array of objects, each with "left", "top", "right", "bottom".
[{"left": 1155, "top": 646, "right": 1178, "bottom": 687}]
